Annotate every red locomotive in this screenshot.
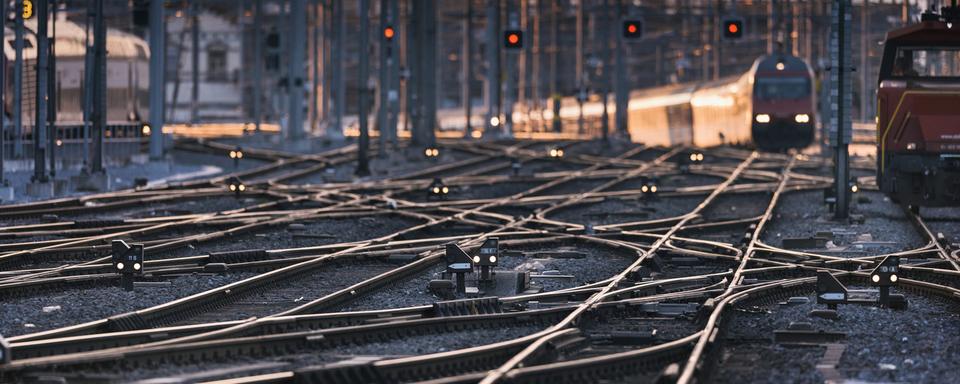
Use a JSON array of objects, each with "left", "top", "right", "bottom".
[{"left": 876, "top": 9, "right": 960, "bottom": 207}]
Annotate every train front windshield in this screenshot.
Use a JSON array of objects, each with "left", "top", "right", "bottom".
[
  {"left": 754, "top": 77, "right": 811, "bottom": 100},
  {"left": 890, "top": 46, "right": 960, "bottom": 78}
]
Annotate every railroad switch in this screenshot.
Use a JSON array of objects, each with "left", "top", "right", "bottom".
[{"left": 112, "top": 240, "right": 145, "bottom": 291}]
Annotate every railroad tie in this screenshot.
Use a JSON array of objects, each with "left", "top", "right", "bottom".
[{"left": 815, "top": 343, "right": 847, "bottom": 384}]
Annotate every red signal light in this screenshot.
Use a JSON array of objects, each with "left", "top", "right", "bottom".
[
  {"left": 503, "top": 30, "right": 523, "bottom": 49},
  {"left": 622, "top": 19, "right": 642, "bottom": 39},
  {"left": 383, "top": 26, "right": 395, "bottom": 40},
  {"left": 727, "top": 23, "right": 738, "bottom": 34}
]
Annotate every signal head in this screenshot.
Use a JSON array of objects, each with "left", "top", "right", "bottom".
[
  {"left": 503, "top": 30, "right": 523, "bottom": 49},
  {"left": 622, "top": 20, "right": 643, "bottom": 39},
  {"left": 383, "top": 25, "right": 396, "bottom": 41},
  {"left": 723, "top": 19, "right": 743, "bottom": 39}
]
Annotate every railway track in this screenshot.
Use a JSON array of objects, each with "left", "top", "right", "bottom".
[{"left": 0, "top": 138, "right": 957, "bottom": 383}]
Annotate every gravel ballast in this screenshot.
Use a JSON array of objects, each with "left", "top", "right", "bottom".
[
  {"left": 0, "top": 273, "right": 255, "bottom": 337},
  {"left": 717, "top": 287, "right": 960, "bottom": 383}
]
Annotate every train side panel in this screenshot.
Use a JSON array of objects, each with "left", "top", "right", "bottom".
[{"left": 690, "top": 74, "right": 752, "bottom": 147}]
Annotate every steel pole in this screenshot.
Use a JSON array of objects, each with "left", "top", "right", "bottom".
[
  {"left": 288, "top": 0, "right": 307, "bottom": 140},
  {"left": 149, "top": 0, "right": 165, "bottom": 159},
  {"left": 575, "top": 0, "right": 584, "bottom": 134},
  {"left": 378, "top": 0, "right": 390, "bottom": 153},
  {"left": 614, "top": 0, "right": 627, "bottom": 137},
  {"left": 13, "top": 2, "right": 24, "bottom": 158},
  {"left": 253, "top": 0, "right": 262, "bottom": 132},
  {"left": 485, "top": 0, "right": 500, "bottom": 137},
  {"left": 462, "top": 0, "right": 472, "bottom": 138},
  {"left": 190, "top": 1, "right": 199, "bottom": 124},
  {"left": 33, "top": 0, "right": 50, "bottom": 183},
  {"left": 0, "top": 0, "right": 4, "bottom": 185},
  {"left": 49, "top": 2, "right": 58, "bottom": 177},
  {"left": 357, "top": 0, "right": 371, "bottom": 175},
  {"left": 92, "top": 0, "right": 106, "bottom": 173},
  {"left": 332, "top": 0, "right": 344, "bottom": 138}
]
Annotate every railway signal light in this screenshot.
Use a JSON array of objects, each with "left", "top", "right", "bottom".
[
  {"left": 474, "top": 237, "right": 499, "bottom": 281},
  {"left": 870, "top": 255, "right": 906, "bottom": 309},
  {"left": 112, "top": 240, "right": 144, "bottom": 291},
  {"left": 427, "top": 178, "right": 450, "bottom": 200},
  {"left": 229, "top": 146, "right": 244, "bottom": 168},
  {"left": 503, "top": 30, "right": 523, "bottom": 50},
  {"left": 383, "top": 25, "right": 396, "bottom": 41},
  {"left": 849, "top": 180, "right": 860, "bottom": 194},
  {"left": 228, "top": 176, "right": 246, "bottom": 195},
  {"left": 640, "top": 176, "right": 659, "bottom": 198},
  {"left": 424, "top": 146, "right": 440, "bottom": 158},
  {"left": 689, "top": 151, "right": 704, "bottom": 164},
  {"left": 722, "top": 19, "right": 743, "bottom": 40},
  {"left": 548, "top": 146, "right": 564, "bottom": 158},
  {"left": 622, "top": 19, "right": 642, "bottom": 39},
  {"left": 870, "top": 256, "right": 899, "bottom": 287}
]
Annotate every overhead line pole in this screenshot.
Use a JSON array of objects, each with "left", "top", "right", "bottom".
[
  {"left": 33, "top": 0, "right": 50, "bottom": 183},
  {"left": 288, "top": 0, "right": 307, "bottom": 141},
  {"left": 462, "top": 0, "right": 472, "bottom": 138},
  {"left": 13, "top": 0, "right": 24, "bottom": 158},
  {"left": 149, "top": 0, "right": 165, "bottom": 159},
  {"left": 190, "top": 0, "right": 199, "bottom": 124},
  {"left": 357, "top": 0, "right": 371, "bottom": 176},
  {"left": 92, "top": 0, "right": 106, "bottom": 174}
]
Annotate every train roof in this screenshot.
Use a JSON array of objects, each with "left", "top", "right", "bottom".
[
  {"left": 752, "top": 54, "right": 810, "bottom": 73},
  {"left": 884, "top": 20, "right": 960, "bottom": 45},
  {"left": 3, "top": 17, "right": 148, "bottom": 61}
]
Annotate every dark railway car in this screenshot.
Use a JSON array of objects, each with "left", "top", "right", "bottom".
[
  {"left": 749, "top": 55, "right": 816, "bottom": 150},
  {"left": 876, "top": 11, "right": 960, "bottom": 207}
]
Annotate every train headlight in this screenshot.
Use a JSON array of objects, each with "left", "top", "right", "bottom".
[
  {"left": 755, "top": 114, "right": 771, "bottom": 123},
  {"left": 490, "top": 116, "right": 501, "bottom": 127},
  {"left": 776, "top": 62, "right": 785, "bottom": 71},
  {"left": 794, "top": 114, "right": 810, "bottom": 123}
]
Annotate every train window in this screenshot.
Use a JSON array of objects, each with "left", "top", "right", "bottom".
[
  {"left": 892, "top": 47, "right": 960, "bottom": 78},
  {"left": 754, "top": 77, "right": 811, "bottom": 100}
]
